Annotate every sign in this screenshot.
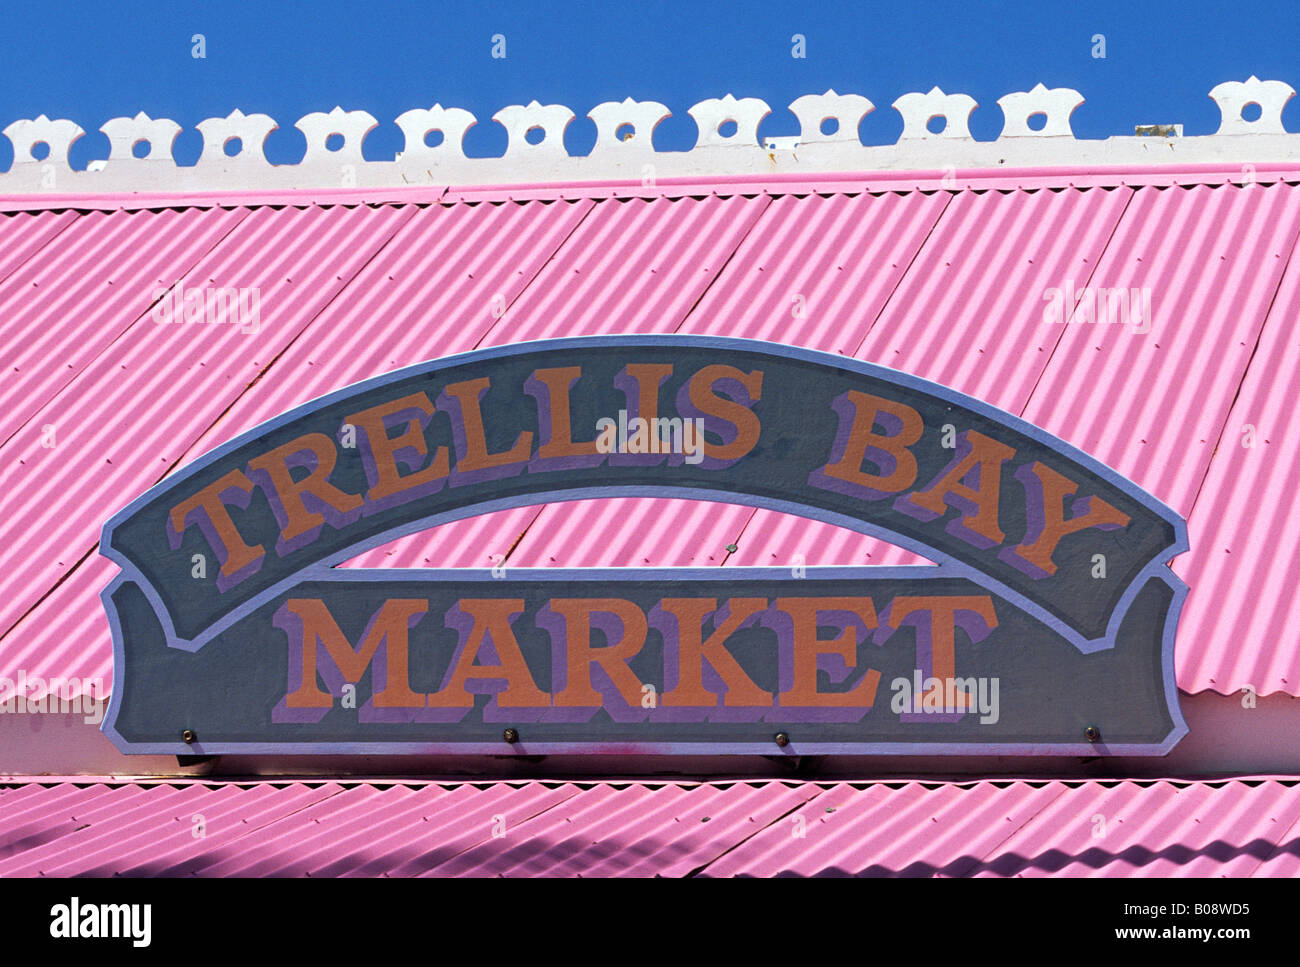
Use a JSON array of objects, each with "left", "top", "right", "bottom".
[{"left": 100, "top": 336, "right": 1188, "bottom": 756}]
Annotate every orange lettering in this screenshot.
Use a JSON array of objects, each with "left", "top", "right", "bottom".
[
  {"left": 345, "top": 392, "right": 449, "bottom": 503},
  {"left": 776, "top": 597, "right": 879, "bottom": 707},
  {"left": 660, "top": 598, "right": 771, "bottom": 707},
  {"left": 283, "top": 597, "right": 426, "bottom": 709}
]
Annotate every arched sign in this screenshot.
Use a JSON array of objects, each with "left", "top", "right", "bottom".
[{"left": 100, "top": 336, "right": 1187, "bottom": 756}]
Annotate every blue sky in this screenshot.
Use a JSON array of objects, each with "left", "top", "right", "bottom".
[{"left": 1, "top": 0, "right": 1297, "bottom": 167}]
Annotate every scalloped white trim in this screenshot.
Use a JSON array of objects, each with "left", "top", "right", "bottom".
[{"left": 1, "top": 80, "right": 1297, "bottom": 194}]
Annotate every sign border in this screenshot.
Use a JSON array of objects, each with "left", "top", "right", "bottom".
[{"left": 99, "top": 335, "right": 1190, "bottom": 757}]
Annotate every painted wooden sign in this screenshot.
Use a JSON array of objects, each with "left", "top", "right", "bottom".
[{"left": 100, "top": 336, "right": 1187, "bottom": 756}]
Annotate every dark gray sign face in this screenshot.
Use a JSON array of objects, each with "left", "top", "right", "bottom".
[{"left": 100, "top": 336, "right": 1188, "bottom": 756}]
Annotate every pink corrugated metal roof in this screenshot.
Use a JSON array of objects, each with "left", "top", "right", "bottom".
[
  {"left": 1023, "top": 182, "right": 1300, "bottom": 518},
  {"left": 1173, "top": 234, "right": 1300, "bottom": 695},
  {"left": 1, "top": 778, "right": 1296, "bottom": 876},
  {"left": 2, "top": 171, "right": 1299, "bottom": 696},
  {"left": 0, "top": 207, "right": 250, "bottom": 445}
]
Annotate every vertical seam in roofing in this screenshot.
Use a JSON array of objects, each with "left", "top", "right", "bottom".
[
  {"left": 847, "top": 190, "right": 956, "bottom": 358},
  {"left": 671, "top": 195, "right": 776, "bottom": 333},
  {"left": 1172, "top": 227, "right": 1300, "bottom": 695},
  {"left": 170, "top": 206, "right": 422, "bottom": 460},
  {"left": 437, "top": 198, "right": 599, "bottom": 568},
  {"left": 941, "top": 781, "right": 1074, "bottom": 870},
  {"left": 400, "top": 784, "right": 583, "bottom": 876},
  {"left": 0, "top": 210, "right": 80, "bottom": 285},
  {"left": 1014, "top": 187, "right": 1138, "bottom": 416},
  {"left": 469, "top": 199, "right": 600, "bottom": 351},
  {"left": 227, "top": 782, "right": 351, "bottom": 837},
  {"left": 1249, "top": 799, "right": 1300, "bottom": 875},
  {"left": 0, "top": 541, "right": 99, "bottom": 650},
  {"left": 684, "top": 786, "right": 818, "bottom": 877},
  {"left": 1182, "top": 211, "right": 1300, "bottom": 521},
  {"left": 0, "top": 207, "right": 255, "bottom": 452}
]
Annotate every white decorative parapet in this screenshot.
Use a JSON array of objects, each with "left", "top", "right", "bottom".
[
  {"left": 295, "top": 106, "right": 378, "bottom": 167},
  {"left": 788, "top": 90, "right": 874, "bottom": 144},
  {"left": 195, "top": 109, "right": 277, "bottom": 166},
  {"left": 394, "top": 104, "right": 476, "bottom": 162},
  {"left": 893, "top": 87, "right": 977, "bottom": 139},
  {"left": 996, "top": 83, "right": 1084, "bottom": 138},
  {"left": 1209, "top": 75, "right": 1295, "bottom": 136},
  {"left": 493, "top": 101, "right": 576, "bottom": 160},
  {"left": 587, "top": 97, "right": 670, "bottom": 156},
  {"left": 3, "top": 115, "right": 84, "bottom": 170},
  {"left": 100, "top": 112, "right": 181, "bottom": 162},
  {"left": 0, "top": 78, "right": 1297, "bottom": 194},
  {"left": 687, "top": 94, "right": 771, "bottom": 148}
]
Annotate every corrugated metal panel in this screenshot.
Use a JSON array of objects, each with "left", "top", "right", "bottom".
[
  {"left": 1, "top": 778, "right": 1297, "bottom": 877},
  {"left": 0, "top": 204, "right": 415, "bottom": 673},
  {"left": 1024, "top": 182, "right": 1300, "bottom": 517},
  {"left": 481, "top": 194, "right": 771, "bottom": 344},
  {"left": 970, "top": 779, "right": 1300, "bottom": 877},
  {"left": 0, "top": 209, "right": 79, "bottom": 280},
  {"left": 700, "top": 778, "right": 1300, "bottom": 877},
  {"left": 342, "top": 507, "right": 546, "bottom": 569},
  {"left": 1173, "top": 243, "right": 1300, "bottom": 695},
  {"left": 723, "top": 508, "right": 935, "bottom": 568},
  {"left": 0, "top": 206, "right": 250, "bottom": 445},
  {"left": 505, "top": 497, "right": 750, "bottom": 568}
]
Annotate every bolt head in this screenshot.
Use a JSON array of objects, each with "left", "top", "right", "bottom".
[
  {"left": 181, "top": 729, "right": 197, "bottom": 744},
  {"left": 1085, "top": 726, "right": 1101, "bottom": 743},
  {"left": 503, "top": 728, "right": 519, "bottom": 744},
  {"left": 774, "top": 731, "right": 790, "bottom": 748}
]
